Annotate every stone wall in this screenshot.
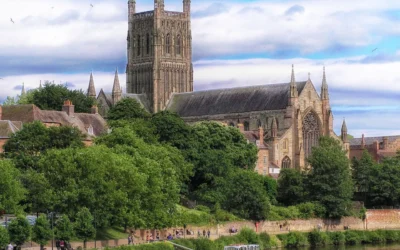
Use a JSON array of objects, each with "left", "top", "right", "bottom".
[{"left": 366, "top": 209, "right": 400, "bottom": 230}]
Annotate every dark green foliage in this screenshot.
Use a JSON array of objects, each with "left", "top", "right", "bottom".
[
  {"left": 262, "top": 177, "right": 278, "bottom": 205},
  {"left": 237, "top": 228, "right": 259, "bottom": 244},
  {"left": 344, "top": 230, "right": 361, "bottom": 245},
  {"left": 55, "top": 215, "right": 74, "bottom": 241},
  {"left": 352, "top": 150, "right": 374, "bottom": 205},
  {"left": 308, "top": 229, "right": 329, "bottom": 246},
  {"left": 277, "top": 168, "right": 306, "bottom": 206},
  {"left": 32, "top": 215, "right": 53, "bottom": 248},
  {"left": 0, "top": 160, "right": 26, "bottom": 214},
  {"left": 307, "top": 136, "right": 353, "bottom": 218},
  {"left": 107, "top": 98, "right": 150, "bottom": 121},
  {"left": 128, "top": 243, "right": 175, "bottom": 249},
  {"left": 327, "top": 231, "right": 345, "bottom": 245},
  {"left": 0, "top": 226, "right": 10, "bottom": 249},
  {"left": 278, "top": 231, "right": 308, "bottom": 248},
  {"left": 22, "top": 82, "right": 95, "bottom": 113},
  {"left": 8, "top": 216, "right": 31, "bottom": 248},
  {"left": 3, "top": 121, "right": 84, "bottom": 170},
  {"left": 74, "top": 207, "right": 96, "bottom": 248}
]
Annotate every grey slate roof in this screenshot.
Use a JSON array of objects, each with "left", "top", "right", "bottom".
[
  {"left": 101, "top": 92, "right": 150, "bottom": 111},
  {"left": 349, "top": 135, "right": 400, "bottom": 146},
  {"left": 167, "top": 82, "right": 307, "bottom": 117}
]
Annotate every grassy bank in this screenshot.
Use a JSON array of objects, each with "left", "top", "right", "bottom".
[{"left": 108, "top": 229, "right": 400, "bottom": 250}]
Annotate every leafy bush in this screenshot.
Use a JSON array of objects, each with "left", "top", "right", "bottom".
[
  {"left": 308, "top": 229, "right": 330, "bottom": 246},
  {"left": 195, "top": 205, "right": 211, "bottom": 213},
  {"left": 327, "top": 231, "right": 345, "bottom": 245},
  {"left": 268, "top": 206, "right": 300, "bottom": 220},
  {"left": 345, "top": 230, "right": 361, "bottom": 245},
  {"left": 381, "top": 230, "right": 400, "bottom": 242},
  {"left": 258, "top": 233, "right": 279, "bottom": 249},
  {"left": 114, "top": 243, "right": 174, "bottom": 250},
  {"left": 278, "top": 231, "right": 308, "bottom": 248},
  {"left": 237, "top": 228, "right": 259, "bottom": 244}
]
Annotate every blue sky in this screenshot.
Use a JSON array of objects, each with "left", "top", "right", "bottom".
[{"left": 1, "top": 0, "right": 400, "bottom": 137}]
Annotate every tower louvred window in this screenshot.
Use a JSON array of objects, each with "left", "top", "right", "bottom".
[
  {"left": 176, "top": 35, "right": 181, "bottom": 55},
  {"left": 166, "top": 34, "right": 171, "bottom": 54}
]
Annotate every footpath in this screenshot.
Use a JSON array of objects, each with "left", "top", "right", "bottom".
[{"left": 21, "top": 209, "right": 400, "bottom": 250}]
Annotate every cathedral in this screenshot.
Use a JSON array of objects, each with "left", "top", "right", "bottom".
[{"left": 92, "top": 0, "right": 349, "bottom": 174}]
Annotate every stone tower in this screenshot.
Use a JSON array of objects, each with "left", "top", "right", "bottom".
[{"left": 126, "top": 0, "right": 193, "bottom": 113}]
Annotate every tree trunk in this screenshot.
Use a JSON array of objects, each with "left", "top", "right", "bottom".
[{"left": 83, "top": 241, "right": 86, "bottom": 249}]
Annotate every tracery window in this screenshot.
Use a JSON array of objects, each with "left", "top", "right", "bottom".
[
  {"left": 244, "top": 121, "right": 250, "bottom": 131},
  {"left": 146, "top": 34, "right": 150, "bottom": 54},
  {"left": 176, "top": 35, "right": 181, "bottom": 55},
  {"left": 137, "top": 35, "right": 141, "bottom": 56},
  {"left": 166, "top": 34, "right": 171, "bottom": 54},
  {"left": 282, "top": 156, "right": 291, "bottom": 169},
  {"left": 302, "top": 112, "right": 320, "bottom": 159}
]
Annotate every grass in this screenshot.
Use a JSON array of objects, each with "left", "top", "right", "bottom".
[{"left": 96, "top": 227, "right": 129, "bottom": 240}]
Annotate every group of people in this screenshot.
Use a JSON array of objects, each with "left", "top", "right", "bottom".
[
  {"left": 56, "top": 240, "right": 72, "bottom": 250},
  {"left": 197, "top": 229, "right": 211, "bottom": 238},
  {"left": 229, "top": 226, "right": 238, "bottom": 234}
]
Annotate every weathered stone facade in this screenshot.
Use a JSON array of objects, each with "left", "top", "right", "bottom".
[
  {"left": 126, "top": 0, "right": 193, "bottom": 113},
  {"left": 350, "top": 134, "right": 400, "bottom": 162}
]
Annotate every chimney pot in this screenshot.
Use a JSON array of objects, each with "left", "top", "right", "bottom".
[
  {"left": 91, "top": 105, "right": 98, "bottom": 114},
  {"left": 62, "top": 100, "right": 74, "bottom": 117}
]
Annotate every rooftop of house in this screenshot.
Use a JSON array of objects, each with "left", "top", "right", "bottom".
[{"left": 349, "top": 135, "right": 400, "bottom": 147}]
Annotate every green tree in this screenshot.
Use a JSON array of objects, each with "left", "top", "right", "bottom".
[
  {"left": 0, "top": 226, "right": 10, "bottom": 250},
  {"left": 224, "top": 170, "right": 271, "bottom": 221},
  {"left": 54, "top": 215, "right": 74, "bottom": 242},
  {"left": 107, "top": 98, "right": 150, "bottom": 121},
  {"left": 21, "top": 170, "right": 55, "bottom": 214},
  {"left": 2, "top": 96, "right": 17, "bottom": 106},
  {"left": 277, "top": 168, "right": 306, "bottom": 206},
  {"left": 352, "top": 150, "right": 374, "bottom": 205},
  {"left": 23, "top": 82, "right": 95, "bottom": 113},
  {"left": 8, "top": 216, "right": 31, "bottom": 249},
  {"left": 0, "top": 160, "right": 26, "bottom": 214},
  {"left": 32, "top": 215, "right": 53, "bottom": 250},
  {"left": 3, "top": 121, "right": 84, "bottom": 169},
  {"left": 74, "top": 208, "right": 96, "bottom": 249},
  {"left": 368, "top": 157, "right": 400, "bottom": 207},
  {"left": 307, "top": 137, "right": 353, "bottom": 218}
]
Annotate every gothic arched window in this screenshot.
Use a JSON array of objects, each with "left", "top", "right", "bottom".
[
  {"left": 146, "top": 34, "right": 150, "bottom": 55},
  {"left": 137, "top": 35, "right": 141, "bottom": 56},
  {"left": 176, "top": 35, "right": 181, "bottom": 55},
  {"left": 302, "top": 112, "right": 320, "bottom": 159},
  {"left": 244, "top": 121, "right": 250, "bottom": 131},
  {"left": 282, "top": 156, "right": 291, "bottom": 169},
  {"left": 166, "top": 34, "right": 171, "bottom": 54}
]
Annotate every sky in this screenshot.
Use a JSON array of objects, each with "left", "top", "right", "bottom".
[{"left": 1, "top": 0, "right": 400, "bottom": 138}]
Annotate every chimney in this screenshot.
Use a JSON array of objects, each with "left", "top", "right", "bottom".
[
  {"left": 361, "top": 134, "right": 365, "bottom": 149},
  {"left": 0, "top": 105, "right": 2, "bottom": 120},
  {"left": 91, "top": 105, "right": 98, "bottom": 114},
  {"left": 383, "top": 137, "right": 388, "bottom": 150},
  {"left": 259, "top": 126, "right": 264, "bottom": 146},
  {"left": 62, "top": 100, "right": 74, "bottom": 117},
  {"left": 237, "top": 123, "right": 244, "bottom": 132}
]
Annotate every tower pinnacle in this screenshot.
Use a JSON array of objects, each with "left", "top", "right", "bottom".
[
  {"left": 290, "top": 64, "right": 298, "bottom": 98},
  {"left": 321, "top": 66, "right": 329, "bottom": 100},
  {"left": 112, "top": 68, "right": 122, "bottom": 105},
  {"left": 87, "top": 72, "right": 96, "bottom": 98}
]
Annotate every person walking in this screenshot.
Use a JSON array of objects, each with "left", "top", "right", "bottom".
[
  {"left": 7, "top": 243, "right": 13, "bottom": 250},
  {"left": 207, "top": 229, "right": 210, "bottom": 238}
]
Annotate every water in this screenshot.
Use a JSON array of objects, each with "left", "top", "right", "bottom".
[{"left": 300, "top": 244, "right": 400, "bottom": 250}]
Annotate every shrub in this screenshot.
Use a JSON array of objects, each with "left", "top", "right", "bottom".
[
  {"left": 345, "top": 230, "right": 361, "bottom": 245},
  {"left": 308, "top": 229, "right": 329, "bottom": 246},
  {"left": 327, "top": 231, "right": 345, "bottom": 245},
  {"left": 195, "top": 205, "right": 211, "bottom": 213},
  {"left": 279, "top": 231, "right": 308, "bottom": 248},
  {"left": 259, "top": 233, "right": 279, "bottom": 249},
  {"left": 191, "top": 238, "right": 217, "bottom": 250},
  {"left": 381, "top": 230, "right": 400, "bottom": 242},
  {"left": 237, "top": 228, "right": 259, "bottom": 244}
]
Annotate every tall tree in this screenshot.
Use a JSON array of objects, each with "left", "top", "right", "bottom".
[
  {"left": 277, "top": 168, "right": 306, "bottom": 206},
  {"left": 54, "top": 215, "right": 74, "bottom": 242},
  {"left": 3, "top": 121, "right": 84, "bottom": 169},
  {"left": 352, "top": 150, "right": 374, "bottom": 205},
  {"left": 8, "top": 216, "right": 31, "bottom": 249},
  {"left": 74, "top": 208, "right": 96, "bottom": 249},
  {"left": 2, "top": 96, "right": 17, "bottom": 106},
  {"left": 307, "top": 137, "right": 353, "bottom": 218},
  {"left": 0, "top": 226, "right": 10, "bottom": 250},
  {"left": 107, "top": 98, "right": 150, "bottom": 121},
  {"left": 0, "top": 160, "right": 26, "bottom": 214},
  {"left": 32, "top": 215, "right": 53, "bottom": 250}
]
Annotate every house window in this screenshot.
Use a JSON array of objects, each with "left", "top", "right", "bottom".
[
  {"left": 88, "top": 125, "right": 94, "bottom": 136},
  {"left": 176, "top": 35, "right": 181, "bottom": 55},
  {"left": 166, "top": 34, "right": 171, "bottom": 54},
  {"left": 263, "top": 156, "right": 267, "bottom": 164},
  {"left": 281, "top": 156, "right": 291, "bottom": 169}
]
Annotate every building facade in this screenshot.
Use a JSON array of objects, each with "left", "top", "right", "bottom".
[
  {"left": 92, "top": 0, "right": 349, "bottom": 174},
  {"left": 350, "top": 135, "right": 400, "bottom": 162}
]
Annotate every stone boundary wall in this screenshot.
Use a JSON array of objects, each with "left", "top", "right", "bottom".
[{"left": 21, "top": 210, "right": 400, "bottom": 250}]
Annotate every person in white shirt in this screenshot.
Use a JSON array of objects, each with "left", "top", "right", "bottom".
[{"left": 7, "top": 243, "right": 13, "bottom": 250}]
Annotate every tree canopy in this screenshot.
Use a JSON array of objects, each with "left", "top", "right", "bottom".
[
  {"left": 107, "top": 98, "right": 150, "bottom": 121},
  {"left": 8, "top": 216, "right": 31, "bottom": 248},
  {"left": 0, "top": 160, "right": 26, "bottom": 214},
  {"left": 32, "top": 215, "right": 53, "bottom": 249},
  {"left": 277, "top": 168, "right": 306, "bottom": 206}
]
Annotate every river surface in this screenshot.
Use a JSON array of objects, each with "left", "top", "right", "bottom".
[{"left": 298, "top": 244, "right": 400, "bottom": 250}]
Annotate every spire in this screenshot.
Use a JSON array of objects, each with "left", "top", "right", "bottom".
[
  {"left": 321, "top": 66, "right": 329, "bottom": 100},
  {"left": 21, "top": 83, "right": 26, "bottom": 96},
  {"left": 341, "top": 119, "right": 348, "bottom": 142},
  {"left": 39, "top": 80, "right": 42, "bottom": 89},
  {"left": 341, "top": 119, "right": 348, "bottom": 132},
  {"left": 271, "top": 117, "right": 278, "bottom": 138},
  {"left": 290, "top": 64, "right": 298, "bottom": 98},
  {"left": 87, "top": 72, "right": 97, "bottom": 98},
  {"left": 112, "top": 68, "right": 122, "bottom": 105},
  {"left": 308, "top": 72, "right": 311, "bottom": 81}
]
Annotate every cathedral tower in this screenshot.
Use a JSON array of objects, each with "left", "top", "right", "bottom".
[{"left": 126, "top": 0, "right": 193, "bottom": 113}]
